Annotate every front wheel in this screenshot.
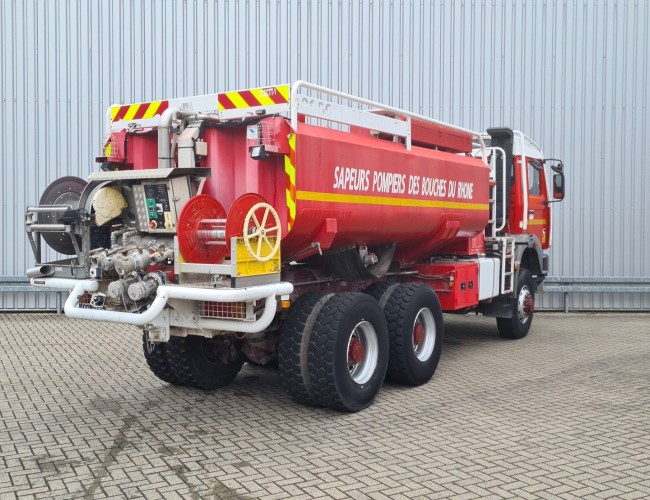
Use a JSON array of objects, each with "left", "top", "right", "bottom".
[{"left": 497, "top": 268, "right": 535, "bottom": 339}]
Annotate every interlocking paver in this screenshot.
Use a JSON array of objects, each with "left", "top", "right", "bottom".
[{"left": 1, "top": 312, "right": 649, "bottom": 498}]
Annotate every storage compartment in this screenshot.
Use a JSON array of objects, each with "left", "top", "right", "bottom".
[
  {"left": 413, "top": 261, "right": 479, "bottom": 311},
  {"left": 477, "top": 257, "right": 500, "bottom": 300}
]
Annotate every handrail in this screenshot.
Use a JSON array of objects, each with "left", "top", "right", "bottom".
[
  {"left": 486, "top": 146, "right": 507, "bottom": 235},
  {"left": 290, "top": 80, "right": 487, "bottom": 156}
]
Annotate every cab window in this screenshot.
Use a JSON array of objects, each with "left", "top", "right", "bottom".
[{"left": 528, "top": 159, "right": 542, "bottom": 196}]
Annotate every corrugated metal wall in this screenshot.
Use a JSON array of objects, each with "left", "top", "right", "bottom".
[{"left": 1, "top": 0, "right": 648, "bottom": 310}]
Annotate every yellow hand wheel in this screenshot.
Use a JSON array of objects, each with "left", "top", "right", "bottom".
[{"left": 243, "top": 203, "right": 281, "bottom": 262}]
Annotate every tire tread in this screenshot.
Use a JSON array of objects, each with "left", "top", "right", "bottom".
[{"left": 278, "top": 292, "right": 332, "bottom": 405}]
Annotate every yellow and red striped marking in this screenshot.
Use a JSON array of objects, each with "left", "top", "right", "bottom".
[
  {"left": 284, "top": 133, "right": 296, "bottom": 232},
  {"left": 218, "top": 85, "right": 290, "bottom": 111},
  {"left": 111, "top": 100, "right": 169, "bottom": 122}
]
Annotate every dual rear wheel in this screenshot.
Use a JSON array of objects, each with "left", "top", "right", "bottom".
[{"left": 278, "top": 284, "right": 444, "bottom": 412}]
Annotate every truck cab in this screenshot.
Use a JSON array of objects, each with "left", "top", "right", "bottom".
[{"left": 480, "top": 128, "right": 565, "bottom": 280}]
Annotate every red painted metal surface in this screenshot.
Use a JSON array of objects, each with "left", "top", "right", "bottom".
[
  {"left": 410, "top": 118, "right": 473, "bottom": 153},
  {"left": 348, "top": 338, "right": 365, "bottom": 366},
  {"left": 108, "top": 129, "right": 158, "bottom": 169},
  {"left": 201, "top": 127, "right": 287, "bottom": 224},
  {"left": 226, "top": 193, "right": 268, "bottom": 241},
  {"left": 507, "top": 156, "right": 551, "bottom": 249},
  {"left": 281, "top": 122, "right": 490, "bottom": 263},
  {"left": 412, "top": 261, "right": 480, "bottom": 311},
  {"left": 413, "top": 323, "right": 425, "bottom": 346},
  {"left": 177, "top": 194, "right": 229, "bottom": 264}
]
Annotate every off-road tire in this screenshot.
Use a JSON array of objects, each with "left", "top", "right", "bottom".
[
  {"left": 381, "top": 284, "right": 444, "bottom": 385},
  {"left": 165, "top": 335, "right": 244, "bottom": 390},
  {"left": 142, "top": 331, "right": 185, "bottom": 386},
  {"left": 497, "top": 268, "right": 535, "bottom": 340},
  {"left": 364, "top": 281, "right": 398, "bottom": 306},
  {"left": 308, "top": 293, "right": 389, "bottom": 412},
  {"left": 278, "top": 292, "right": 333, "bottom": 406}
]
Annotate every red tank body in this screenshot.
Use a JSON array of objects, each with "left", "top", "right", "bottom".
[{"left": 197, "top": 118, "right": 490, "bottom": 263}]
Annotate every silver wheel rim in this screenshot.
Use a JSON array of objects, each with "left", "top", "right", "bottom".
[
  {"left": 517, "top": 285, "right": 533, "bottom": 323},
  {"left": 412, "top": 308, "right": 436, "bottom": 361},
  {"left": 347, "top": 320, "right": 379, "bottom": 385}
]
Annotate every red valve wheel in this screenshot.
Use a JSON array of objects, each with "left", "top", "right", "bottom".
[{"left": 177, "top": 194, "right": 228, "bottom": 264}]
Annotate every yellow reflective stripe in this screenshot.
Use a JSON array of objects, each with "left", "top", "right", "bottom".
[
  {"left": 111, "top": 106, "right": 120, "bottom": 121},
  {"left": 105, "top": 143, "right": 112, "bottom": 156},
  {"left": 286, "top": 189, "right": 296, "bottom": 216},
  {"left": 527, "top": 219, "right": 547, "bottom": 226},
  {"left": 277, "top": 84, "right": 290, "bottom": 102},
  {"left": 123, "top": 104, "right": 141, "bottom": 121},
  {"left": 225, "top": 91, "right": 248, "bottom": 109},
  {"left": 143, "top": 101, "right": 162, "bottom": 119},
  {"left": 286, "top": 133, "right": 296, "bottom": 185},
  {"left": 252, "top": 88, "right": 275, "bottom": 106},
  {"left": 296, "top": 191, "right": 488, "bottom": 210},
  {"left": 284, "top": 157, "right": 296, "bottom": 185}
]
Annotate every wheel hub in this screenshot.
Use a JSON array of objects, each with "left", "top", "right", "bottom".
[
  {"left": 523, "top": 294, "right": 535, "bottom": 315},
  {"left": 346, "top": 320, "right": 378, "bottom": 385},
  {"left": 348, "top": 338, "right": 365, "bottom": 366},
  {"left": 517, "top": 286, "right": 534, "bottom": 323},
  {"left": 413, "top": 323, "right": 425, "bottom": 346},
  {"left": 411, "top": 308, "right": 436, "bottom": 361}
]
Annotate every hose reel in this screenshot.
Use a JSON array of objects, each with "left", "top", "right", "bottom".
[
  {"left": 36, "top": 176, "right": 88, "bottom": 255},
  {"left": 177, "top": 193, "right": 281, "bottom": 264}
]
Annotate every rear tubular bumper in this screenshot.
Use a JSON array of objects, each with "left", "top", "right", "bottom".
[{"left": 30, "top": 277, "right": 293, "bottom": 334}]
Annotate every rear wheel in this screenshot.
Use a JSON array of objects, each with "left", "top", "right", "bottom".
[
  {"left": 142, "top": 332, "right": 184, "bottom": 386},
  {"left": 497, "top": 268, "right": 535, "bottom": 339},
  {"left": 307, "top": 293, "right": 389, "bottom": 412},
  {"left": 166, "top": 335, "right": 244, "bottom": 390},
  {"left": 364, "top": 281, "right": 397, "bottom": 305},
  {"left": 380, "top": 284, "right": 444, "bottom": 386},
  {"left": 278, "top": 292, "right": 333, "bottom": 406}
]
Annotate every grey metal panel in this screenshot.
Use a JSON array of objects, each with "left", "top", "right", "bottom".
[{"left": 1, "top": 0, "right": 648, "bottom": 311}]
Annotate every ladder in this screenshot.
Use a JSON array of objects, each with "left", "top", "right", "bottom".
[
  {"left": 501, "top": 236, "right": 515, "bottom": 294},
  {"left": 485, "top": 235, "right": 515, "bottom": 295}
]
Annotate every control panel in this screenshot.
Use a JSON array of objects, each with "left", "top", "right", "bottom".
[
  {"left": 132, "top": 177, "right": 193, "bottom": 233},
  {"left": 143, "top": 184, "right": 173, "bottom": 230}
]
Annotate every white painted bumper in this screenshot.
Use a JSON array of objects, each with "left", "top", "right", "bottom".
[{"left": 30, "top": 277, "right": 294, "bottom": 334}]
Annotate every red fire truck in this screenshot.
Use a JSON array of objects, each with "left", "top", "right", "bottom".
[{"left": 25, "top": 82, "right": 565, "bottom": 411}]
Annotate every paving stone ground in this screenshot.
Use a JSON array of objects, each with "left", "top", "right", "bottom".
[{"left": 0, "top": 312, "right": 649, "bottom": 499}]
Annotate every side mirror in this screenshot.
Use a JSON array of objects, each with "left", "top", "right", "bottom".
[
  {"left": 544, "top": 159, "right": 565, "bottom": 202},
  {"left": 553, "top": 172, "right": 565, "bottom": 200}
]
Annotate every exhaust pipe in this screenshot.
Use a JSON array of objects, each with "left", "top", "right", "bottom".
[
  {"left": 158, "top": 106, "right": 180, "bottom": 169},
  {"left": 26, "top": 265, "right": 55, "bottom": 278}
]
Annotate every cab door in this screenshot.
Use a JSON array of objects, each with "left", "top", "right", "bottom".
[{"left": 526, "top": 158, "right": 551, "bottom": 249}]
